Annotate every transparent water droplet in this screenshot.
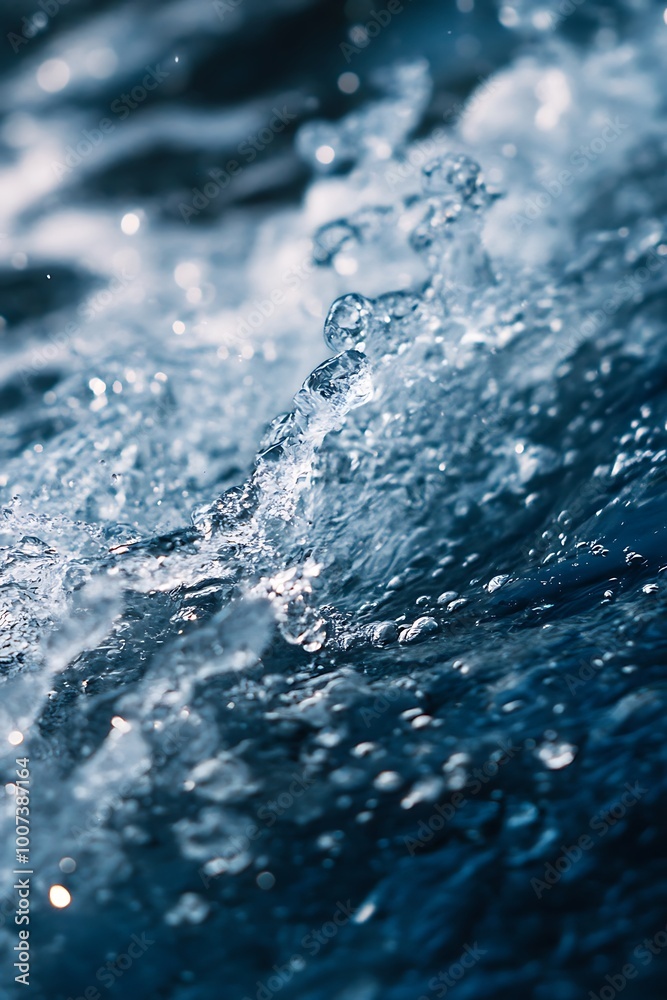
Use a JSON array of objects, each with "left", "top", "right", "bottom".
[
  {"left": 537, "top": 742, "right": 577, "bottom": 770},
  {"left": 422, "top": 153, "right": 483, "bottom": 201},
  {"left": 164, "top": 892, "right": 210, "bottom": 926},
  {"left": 373, "top": 770, "right": 402, "bottom": 791},
  {"left": 256, "top": 412, "right": 296, "bottom": 465},
  {"left": 312, "top": 220, "right": 359, "bottom": 266},
  {"left": 258, "top": 412, "right": 296, "bottom": 453},
  {"left": 437, "top": 590, "right": 459, "bottom": 604},
  {"left": 376, "top": 291, "right": 422, "bottom": 321},
  {"left": 283, "top": 600, "right": 327, "bottom": 651},
  {"left": 398, "top": 616, "right": 439, "bottom": 644},
  {"left": 370, "top": 621, "right": 399, "bottom": 646},
  {"left": 323, "top": 293, "right": 374, "bottom": 351},
  {"left": 294, "top": 350, "right": 373, "bottom": 424}
]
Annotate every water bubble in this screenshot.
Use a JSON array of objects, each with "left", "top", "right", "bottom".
[
  {"left": 164, "top": 892, "right": 210, "bottom": 926},
  {"left": 312, "top": 220, "right": 359, "bottom": 266},
  {"left": 323, "top": 294, "right": 374, "bottom": 351},
  {"left": 37, "top": 59, "right": 70, "bottom": 93},
  {"left": 369, "top": 291, "right": 427, "bottom": 351},
  {"left": 398, "top": 616, "right": 439, "bottom": 644},
  {"left": 297, "top": 122, "right": 347, "bottom": 170},
  {"left": 280, "top": 595, "right": 326, "bottom": 650},
  {"left": 422, "top": 153, "right": 488, "bottom": 208},
  {"left": 537, "top": 743, "right": 577, "bottom": 770},
  {"left": 256, "top": 412, "right": 296, "bottom": 463},
  {"left": 370, "top": 621, "right": 399, "bottom": 646},
  {"left": 411, "top": 154, "right": 493, "bottom": 285},
  {"left": 256, "top": 871, "right": 276, "bottom": 890},
  {"left": 373, "top": 770, "right": 402, "bottom": 791},
  {"left": 422, "top": 153, "right": 479, "bottom": 194},
  {"left": 437, "top": 591, "right": 459, "bottom": 604},
  {"left": 294, "top": 350, "right": 373, "bottom": 424},
  {"left": 401, "top": 776, "right": 444, "bottom": 809},
  {"left": 315, "top": 145, "right": 335, "bottom": 165},
  {"left": 376, "top": 291, "right": 422, "bottom": 321},
  {"left": 338, "top": 72, "right": 360, "bottom": 94},
  {"left": 410, "top": 201, "right": 461, "bottom": 254}
]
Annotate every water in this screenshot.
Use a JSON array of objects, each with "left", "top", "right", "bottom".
[{"left": 1, "top": 1, "right": 667, "bottom": 997}]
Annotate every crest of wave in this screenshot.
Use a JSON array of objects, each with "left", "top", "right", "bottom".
[
  {"left": 1, "top": 22, "right": 665, "bottom": 732},
  {"left": 103, "top": 32, "right": 666, "bottom": 656}
]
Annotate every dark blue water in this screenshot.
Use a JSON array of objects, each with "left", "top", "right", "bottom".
[{"left": 1, "top": 1, "right": 666, "bottom": 998}]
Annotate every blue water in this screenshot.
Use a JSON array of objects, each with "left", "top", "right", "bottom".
[{"left": 1, "top": 1, "right": 666, "bottom": 998}]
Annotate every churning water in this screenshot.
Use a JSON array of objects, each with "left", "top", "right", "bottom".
[{"left": 1, "top": 1, "right": 667, "bottom": 997}]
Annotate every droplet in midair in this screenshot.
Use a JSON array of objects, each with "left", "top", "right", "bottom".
[{"left": 323, "top": 293, "right": 374, "bottom": 351}]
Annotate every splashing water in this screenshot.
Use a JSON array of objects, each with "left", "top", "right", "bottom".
[{"left": 1, "top": 4, "right": 667, "bottom": 998}]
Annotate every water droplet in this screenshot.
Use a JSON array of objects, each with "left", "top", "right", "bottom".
[
  {"left": 37, "top": 59, "right": 70, "bottom": 93},
  {"left": 164, "top": 892, "right": 210, "bottom": 925},
  {"left": 422, "top": 153, "right": 482, "bottom": 200},
  {"left": 373, "top": 770, "right": 402, "bottom": 791},
  {"left": 537, "top": 743, "right": 577, "bottom": 770},
  {"left": 398, "top": 616, "right": 439, "bottom": 644},
  {"left": 437, "top": 591, "right": 459, "bottom": 604},
  {"left": 370, "top": 621, "right": 398, "bottom": 646},
  {"left": 312, "top": 220, "right": 358, "bottom": 266},
  {"left": 323, "top": 294, "right": 373, "bottom": 351},
  {"left": 294, "top": 350, "right": 373, "bottom": 424},
  {"left": 256, "top": 871, "right": 276, "bottom": 890}
]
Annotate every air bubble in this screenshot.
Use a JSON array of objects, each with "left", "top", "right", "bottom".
[
  {"left": 294, "top": 350, "right": 373, "bottom": 424},
  {"left": 422, "top": 153, "right": 483, "bottom": 200},
  {"left": 323, "top": 294, "right": 374, "bottom": 351}
]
